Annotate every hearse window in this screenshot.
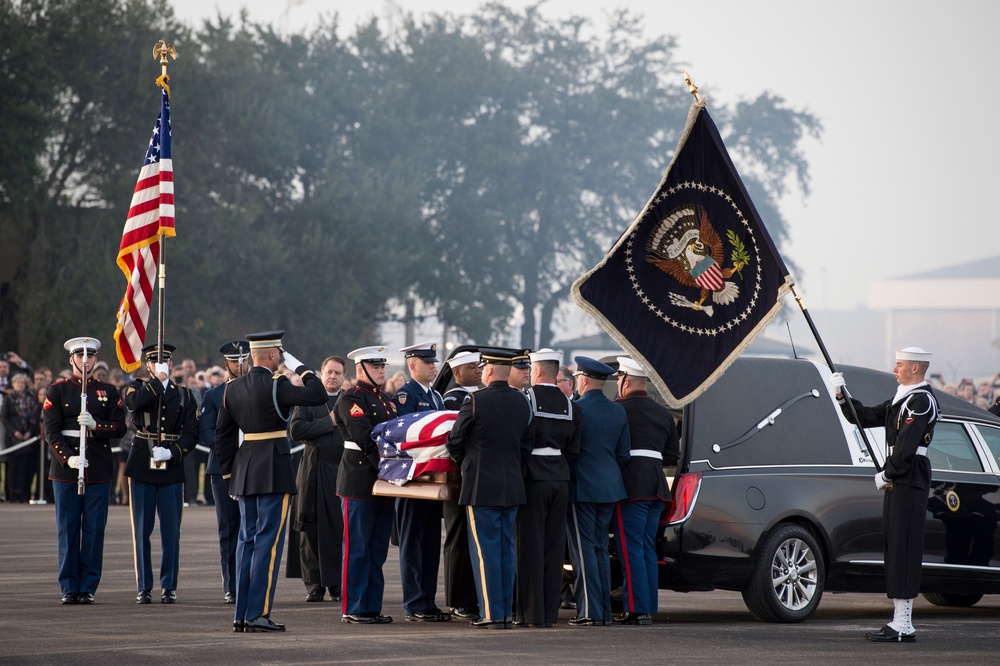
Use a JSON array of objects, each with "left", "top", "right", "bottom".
[
  {"left": 976, "top": 424, "right": 1000, "bottom": 470},
  {"left": 927, "top": 422, "right": 983, "bottom": 473}
]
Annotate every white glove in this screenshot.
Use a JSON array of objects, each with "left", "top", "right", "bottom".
[
  {"left": 151, "top": 446, "right": 173, "bottom": 462},
  {"left": 830, "top": 372, "right": 846, "bottom": 391},
  {"left": 874, "top": 471, "right": 889, "bottom": 490},
  {"left": 154, "top": 362, "right": 170, "bottom": 379},
  {"left": 68, "top": 456, "right": 89, "bottom": 469},
  {"left": 282, "top": 351, "right": 304, "bottom": 372},
  {"left": 77, "top": 411, "right": 97, "bottom": 429}
]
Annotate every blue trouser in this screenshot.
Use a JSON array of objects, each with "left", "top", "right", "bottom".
[
  {"left": 128, "top": 479, "right": 183, "bottom": 592},
  {"left": 396, "top": 497, "right": 442, "bottom": 615},
  {"left": 210, "top": 474, "right": 240, "bottom": 595},
  {"left": 611, "top": 499, "right": 664, "bottom": 614},
  {"left": 467, "top": 505, "right": 518, "bottom": 622},
  {"left": 341, "top": 497, "right": 393, "bottom": 616},
  {"left": 235, "top": 493, "right": 290, "bottom": 622},
  {"left": 53, "top": 480, "right": 110, "bottom": 596},
  {"left": 567, "top": 502, "right": 615, "bottom": 623}
]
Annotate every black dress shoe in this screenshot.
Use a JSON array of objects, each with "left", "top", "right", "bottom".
[
  {"left": 136, "top": 590, "right": 152, "bottom": 604},
  {"left": 470, "top": 617, "right": 508, "bottom": 629},
  {"left": 161, "top": 589, "right": 176, "bottom": 604},
  {"left": 342, "top": 613, "right": 377, "bottom": 624},
  {"left": 305, "top": 589, "right": 324, "bottom": 603},
  {"left": 612, "top": 612, "right": 652, "bottom": 625},
  {"left": 78, "top": 593, "right": 95, "bottom": 604},
  {"left": 568, "top": 616, "right": 606, "bottom": 626},
  {"left": 61, "top": 593, "right": 78, "bottom": 605},
  {"left": 369, "top": 612, "right": 393, "bottom": 624},
  {"left": 865, "top": 625, "right": 915, "bottom": 643},
  {"left": 233, "top": 620, "right": 245, "bottom": 633},
  {"left": 450, "top": 605, "right": 480, "bottom": 619},
  {"left": 405, "top": 607, "right": 450, "bottom": 622},
  {"left": 224, "top": 592, "right": 236, "bottom": 604},
  {"left": 560, "top": 600, "right": 577, "bottom": 610},
  {"left": 244, "top": 616, "right": 286, "bottom": 632}
]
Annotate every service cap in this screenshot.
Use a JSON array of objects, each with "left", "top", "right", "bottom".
[
  {"left": 447, "top": 351, "right": 481, "bottom": 369},
  {"left": 616, "top": 356, "right": 648, "bottom": 378},
  {"left": 574, "top": 356, "right": 616, "bottom": 381},
  {"left": 64, "top": 337, "right": 101, "bottom": 355},
  {"left": 480, "top": 348, "right": 516, "bottom": 366},
  {"left": 142, "top": 343, "right": 176, "bottom": 361},
  {"left": 348, "top": 346, "right": 389, "bottom": 364},
  {"left": 895, "top": 347, "right": 932, "bottom": 363},
  {"left": 400, "top": 340, "right": 438, "bottom": 361},
  {"left": 219, "top": 340, "right": 250, "bottom": 360},
  {"left": 511, "top": 350, "right": 532, "bottom": 369},
  {"left": 245, "top": 330, "right": 285, "bottom": 350}
]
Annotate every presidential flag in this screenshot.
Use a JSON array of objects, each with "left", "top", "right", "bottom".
[
  {"left": 114, "top": 89, "right": 175, "bottom": 372},
  {"left": 373, "top": 410, "right": 458, "bottom": 485},
  {"left": 572, "top": 102, "right": 792, "bottom": 408}
]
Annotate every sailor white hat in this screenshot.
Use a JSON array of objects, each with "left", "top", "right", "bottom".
[
  {"left": 528, "top": 348, "right": 562, "bottom": 364},
  {"left": 447, "top": 351, "right": 481, "bottom": 368},
  {"left": 895, "top": 347, "right": 932, "bottom": 363}
]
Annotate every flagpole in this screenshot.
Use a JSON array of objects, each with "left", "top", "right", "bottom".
[{"left": 790, "top": 283, "right": 882, "bottom": 472}]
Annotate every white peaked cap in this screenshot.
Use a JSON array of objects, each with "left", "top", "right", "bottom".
[{"left": 616, "top": 356, "right": 648, "bottom": 378}]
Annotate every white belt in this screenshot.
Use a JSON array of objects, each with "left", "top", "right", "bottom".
[
  {"left": 916, "top": 446, "right": 928, "bottom": 456},
  {"left": 344, "top": 441, "right": 362, "bottom": 451},
  {"left": 61, "top": 430, "right": 82, "bottom": 438},
  {"left": 531, "top": 447, "right": 561, "bottom": 456},
  {"left": 630, "top": 449, "right": 663, "bottom": 460}
]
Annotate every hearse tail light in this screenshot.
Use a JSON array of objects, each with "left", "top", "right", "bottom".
[{"left": 665, "top": 472, "right": 702, "bottom": 525}]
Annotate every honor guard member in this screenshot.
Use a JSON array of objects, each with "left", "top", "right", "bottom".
[
  {"left": 392, "top": 341, "right": 450, "bottom": 622},
  {"left": 123, "top": 344, "right": 199, "bottom": 605},
  {"left": 215, "top": 330, "right": 326, "bottom": 633},
  {"left": 446, "top": 349, "right": 533, "bottom": 629},
  {"left": 199, "top": 340, "right": 249, "bottom": 604},
  {"left": 440, "top": 350, "right": 482, "bottom": 620},
  {"left": 832, "top": 347, "right": 939, "bottom": 643},
  {"left": 288, "top": 354, "right": 348, "bottom": 604},
  {"left": 611, "top": 357, "right": 678, "bottom": 626},
  {"left": 43, "top": 337, "right": 126, "bottom": 604},
  {"left": 335, "top": 345, "right": 398, "bottom": 624},
  {"left": 516, "top": 348, "right": 581, "bottom": 628},
  {"left": 567, "top": 356, "right": 629, "bottom": 626}
]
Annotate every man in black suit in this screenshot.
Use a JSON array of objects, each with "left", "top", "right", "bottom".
[
  {"left": 216, "top": 331, "right": 326, "bottom": 633},
  {"left": 123, "top": 343, "right": 199, "bottom": 606},
  {"left": 446, "top": 349, "right": 533, "bottom": 629}
]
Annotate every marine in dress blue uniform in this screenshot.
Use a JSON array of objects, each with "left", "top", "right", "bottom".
[
  {"left": 446, "top": 349, "right": 534, "bottom": 629},
  {"left": 610, "top": 357, "right": 677, "bottom": 625},
  {"left": 123, "top": 343, "right": 199, "bottom": 605},
  {"left": 215, "top": 331, "right": 327, "bottom": 633},
  {"left": 43, "top": 337, "right": 126, "bottom": 604},
  {"left": 567, "top": 356, "right": 630, "bottom": 626},
  {"left": 835, "top": 346, "right": 939, "bottom": 643},
  {"left": 335, "top": 345, "right": 397, "bottom": 624},
  {"left": 516, "top": 348, "right": 581, "bottom": 628},
  {"left": 392, "top": 341, "right": 450, "bottom": 622},
  {"left": 199, "top": 340, "right": 249, "bottom": 604}
]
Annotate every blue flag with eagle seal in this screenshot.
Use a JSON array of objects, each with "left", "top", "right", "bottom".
[{"left": 572, "top": 102, "right": 792, "bottom": 408}]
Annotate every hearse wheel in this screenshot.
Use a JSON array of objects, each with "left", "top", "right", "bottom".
[{"left": 742, "top": 523, "right": 825, "bottom": 623}]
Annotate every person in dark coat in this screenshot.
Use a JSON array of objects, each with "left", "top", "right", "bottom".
[
  {"left": 567, "top": 356, "right": 630, "bottom": 627},
  {"left": 215, "top": 331, "right": 327, "bottom": 633},
  {"left": 289, "top": 354, "right": 347, "bottom": 603},
  {"left": 610, "top": 356, "right": 678, "bottom": 625},
  {"left": 123, "top": 343, "right": 199, "bottom": 606},
  {"left": 833, "top": 346, "right": 939, "bottom": 643},
  {"left": 446, "top": 349, "right": 533, "bottom": 629},
  {"left": 516, "top": 348, "right": 580, "bottom": 628},
  {"left": 43, "top": 337, "right": 126, "bottom": 604},
  {"left": 199, "top": 340, "right": 249, "bottom": 605},
  {"left": 335, "top": 345, "right": 398, "bottom": 625},
  {"left": 439, "top": 350, "right": 481, "bottom": 619}
]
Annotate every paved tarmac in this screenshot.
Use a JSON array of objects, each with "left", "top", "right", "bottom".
[{"left": 2, "top": 502, "right": 999, "bottom": 665}]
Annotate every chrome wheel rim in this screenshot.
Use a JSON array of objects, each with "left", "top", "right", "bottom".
[{"left": 770, "top": 537, "right": 818, "bottom": 611}]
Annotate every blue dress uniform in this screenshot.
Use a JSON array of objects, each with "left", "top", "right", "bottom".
[
  {"left": 611, "top": 357, "right": 678, "bottom": 624},
  {"left": 123, "top": 344, "right": 199, "bottom": 604},
  {"left": 335, "top": 346, "right": 397, "bottom": 624},
  {"left": 392, "top": 341, "right": 450, "bottom": 622},
  {"left": 199, "top": 340, "right": 249, "bottom": 604},
  {"left": 43, "top": 337, "right": 126, "bottom": 604},
  {"left": 517, "top": 348, "right": 581, "bottom": 628},
  {"left": 446, "top": 349, "right": 534, "bottom": 629},
  {"left": 567, "top": 356, "right": 630, "bottom": 626},
  {"left": 215, "top": 331, "right": 327, "bottom": 632}
]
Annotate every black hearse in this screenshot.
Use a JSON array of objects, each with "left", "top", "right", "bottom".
[{"left": 660, "top": 356, "right": 1000, "bottom": 622}]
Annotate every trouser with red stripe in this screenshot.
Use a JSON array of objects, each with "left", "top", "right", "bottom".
[
  {"left": 611, "top": 499, "right": 664, "bottom": 614},
  {"left": 340, "top": 497, "right": 392, "bottom": 616}
]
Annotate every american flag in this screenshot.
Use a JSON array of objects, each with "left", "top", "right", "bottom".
[
  {"left": 113, "top": 89, "right": 175, "bottom": 372},
  {"left": 373, "top": 411, "right": 458, "bottom": 485}
]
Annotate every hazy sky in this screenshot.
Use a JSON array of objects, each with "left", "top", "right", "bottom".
[{"left": 169, "top": 0, "right": 999, "bottom": 310}]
